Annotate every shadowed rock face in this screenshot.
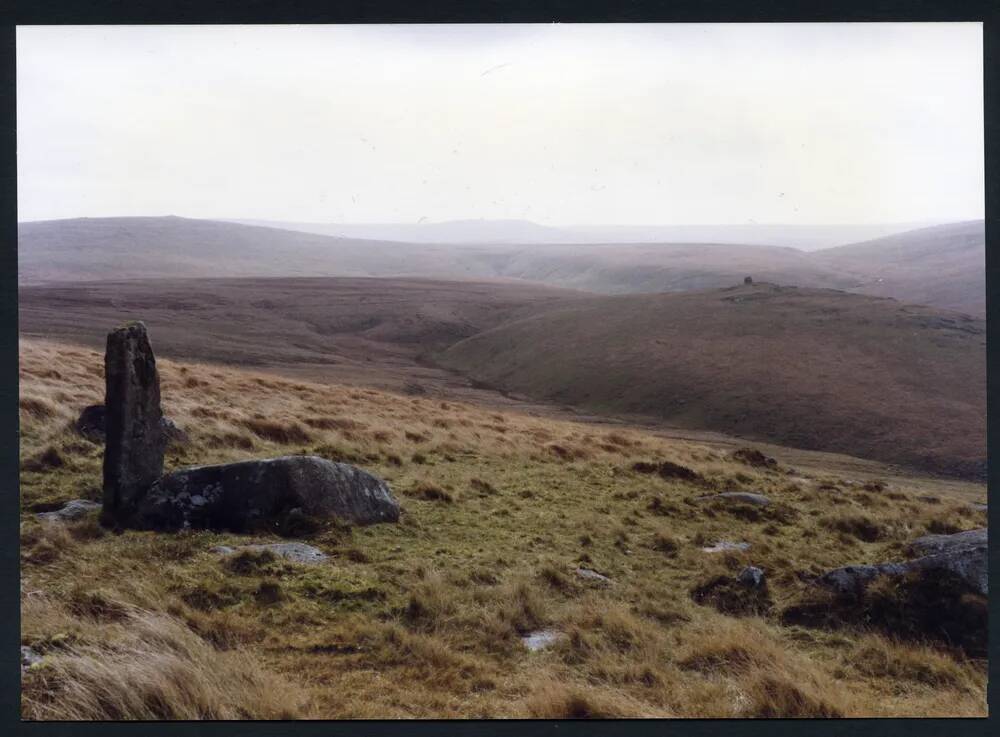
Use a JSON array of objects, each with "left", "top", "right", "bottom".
[
  {"left": 76, "top": 403, "right": 188, "bottom": 446},
  {"left": 102, "top": 321, "right": 166, "bottom": 519},
  {"left": 134, "top": 455, "right": 400, "bottom": 531},
  {"left": 818, "top": 528, "right": 987, "bottom": 596},
  {"left": 75, "top": 404, "right": 106, "bottom": 442}
]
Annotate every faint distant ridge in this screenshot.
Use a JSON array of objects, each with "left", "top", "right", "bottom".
[
  {"left": 227, "top": 218, "right": 944, "bottom": 250},
  {"left": 18, "top": 216, "right": 983, "bottom": 316}
]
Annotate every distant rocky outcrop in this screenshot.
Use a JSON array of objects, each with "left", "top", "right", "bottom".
[{"left": 136, "top": 455, "right": 400, "bottom": 531}]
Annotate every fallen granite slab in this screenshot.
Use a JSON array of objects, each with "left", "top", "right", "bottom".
[
  {"left": 817, "top": 563, "right": 910, "bottom": 596},
  {"left": 910, "top": 528, "right": 986, "bottom": 556},
  {"left": 136, "top": 455, "right": 400, "bottom": 531},
  {"left": 210, "top": 541, "right": 329, "bottom": 564},
  {"left": 36, "top": 499, "right": 102, "bottom": 522},
  {"left": 818, "top": 528, "right": 987, "bottom": 596}
]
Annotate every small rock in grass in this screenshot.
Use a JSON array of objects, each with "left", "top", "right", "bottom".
[
  {"left": 21, "top": 646, "right": 42, "bottom": 672},
  {"left": 701, "top": 540, "right": 750, "bottom": 554},
  {"left": 574, "top": 567, "right": 612, "bottom": 585},
  {"left": 522, "top": 629, "right": 565, "bottom": 652},
  {"left": 211, "top": 541, "right": 328, "bottom": 564},
  {"left": 36, "top": 499, "right": 102, "bottom": 522},
  {"left": 695, "top": 492, "right": 771, "bottom": 507},
  {"left": 737, "top": 566, "right": 766, "bottom": 589}
]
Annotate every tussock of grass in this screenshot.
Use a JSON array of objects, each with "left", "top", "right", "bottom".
[
  {"left": 651, "top": 531, "right": 680, "bottom": 557},
  {"left": 849, "top": 637, "right": 979, "bottom": 691},
  {"left": 522, "top": 679, "right": 672, "bottom": 718},
  {"left": 404, "top": 481, "right": 454, "bottom": 503},
  {"left": 241, "top": 418, "right": 312, "bottom": 445},
  {"left": 820, "top": 512, "right": 885, "bottom": 542},
  {"left": 22, "top": 446, "right": 66, "bottom": 472},
  {"left": 22, "top": 607, "right": 307, "bottom": 720}
]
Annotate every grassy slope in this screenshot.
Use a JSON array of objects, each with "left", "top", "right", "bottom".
[
  {"left": 20, "top": 339, "right": 986, "bottom": 718},
  {"left": 439, "top": 283, "right": 986, "bottom": 480}
]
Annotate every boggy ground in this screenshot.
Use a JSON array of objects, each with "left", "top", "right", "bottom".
[{"left": 19, "top": 338, "right": 987, "bottom": 719}]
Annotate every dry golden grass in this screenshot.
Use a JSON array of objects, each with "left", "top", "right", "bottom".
[
  {"left": 21, "top": 594, "right": 307, "bottom": 720},
  {"left": 18, "top": 338, "right": 988, "bottom": 719}
]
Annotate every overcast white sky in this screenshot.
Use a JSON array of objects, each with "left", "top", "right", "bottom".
[{"left": 17, "top": 23, "right": 984, "bottom": 225}]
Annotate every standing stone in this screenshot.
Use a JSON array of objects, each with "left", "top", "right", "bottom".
[{"left": 102, "top": 321, "right": 166, "bottom": 519}]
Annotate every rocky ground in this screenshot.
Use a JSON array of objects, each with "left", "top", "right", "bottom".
[{"left": 19, "top": 337, "right": 988, "bottom": 719}]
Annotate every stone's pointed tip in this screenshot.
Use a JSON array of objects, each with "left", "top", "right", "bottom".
[{"left": 115, "top": 320, "right": 147, "bottom": 331}]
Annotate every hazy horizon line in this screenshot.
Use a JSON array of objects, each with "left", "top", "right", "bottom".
[{"left": 18, "top": 213, "right": 979, "bottom": 228}]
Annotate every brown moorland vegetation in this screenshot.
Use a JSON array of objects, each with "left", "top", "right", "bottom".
[
  {"left": 19, "top": 277, "right": 985, "bottom": 481},
  {"left": 439, "top": 282, "right": 985, "bottom": 479},
  {"left": 19, "top": 338, "right": 986, "bottom": 719}
]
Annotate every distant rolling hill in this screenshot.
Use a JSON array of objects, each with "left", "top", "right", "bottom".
[
  {"left": 232, "top": 218, "right": 934, "bottom": 250},
  {"left": 20, "top": 273, "right": 985, "bottom": 478},
  {"left": 16, "top": 216, "right": 454, "bottom": 284},
  {"left": 17, "top": 276, "right": 580, "bottom": 394},
  {"left": 438, "top": 282, "right": 985, "bottom": 479},
  {"left": 18, "top": 216, "right": 984, "bottom": 316},
  {"left": 809, "top": 220, "right": 985, "bottom": 316}
]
